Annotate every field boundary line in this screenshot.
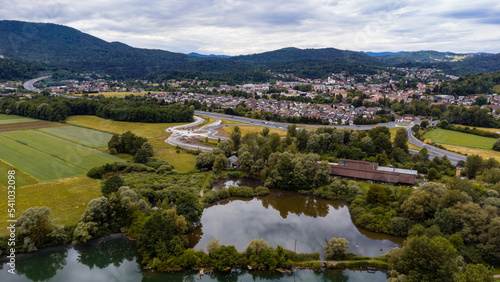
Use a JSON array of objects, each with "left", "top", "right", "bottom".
[
  {"left": 0, "top": 158, "right": 40, "bottom": 183},
  {"left": 34, "top": 127, "right": 109, "bottom": 149},
  {"left": 0, "top": 132, "right": 92, "bottom": 171}
]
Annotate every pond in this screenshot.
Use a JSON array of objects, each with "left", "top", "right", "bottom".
[
  {"left": 0, "top": 236, "right": 389, "bottom": 281},
  {"left": 189, "top": 189, "right": 403, "bottom": 258}
]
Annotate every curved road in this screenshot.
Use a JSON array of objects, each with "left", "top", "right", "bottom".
[
  {"left": 407, "top": 129, "right": 466, "bottom": 165},
  {"left": 23, "top": 76, "right": 51, "bottom": 93}
]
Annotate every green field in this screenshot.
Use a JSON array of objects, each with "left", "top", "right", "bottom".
[
  {"left": 66, "top": 115, "right": 188, "bottom": 139},
  {"left": 0, "top": 175, "right": 102, "bottom": 236},
  {"left": 0, "top": 159, "right": 38, "bottom": 187},
  {"left": 38, "top": 125, "right": 114, "bottom": 148},
  {"left": 150, "top": 139, "right": 197, "bottom": 173},
  {"left": 0, "top": 130, "right": 123, "bottom": 181},
  {"left": 423, "top": 128, "right": 496, "bottom": 149},
  {"left": 0, "top": 114, "right": 38, "bottom": 124}
]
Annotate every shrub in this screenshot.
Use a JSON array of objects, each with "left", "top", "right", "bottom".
[
  {"left": 228, "top": 186, "right": 254, "bottom": 197},
  {"left": 255, "top": 186, "right": 269, "bottom": 196}
]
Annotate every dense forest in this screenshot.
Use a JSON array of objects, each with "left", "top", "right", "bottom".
[
  {"left": 0, "top": 58, "right": 49, "bottom": 81},
  {"left": 434, "top": 71, "right": 500, "bottom": 95},
  {"left": 0, "top": 95, "right": 194, "bottom": 123}
]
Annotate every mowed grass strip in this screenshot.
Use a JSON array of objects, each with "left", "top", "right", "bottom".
[
  {"left": 38, "top": 125, "right": 114, "bottom": 148},
  {"left": 221, "top": 125, "right": 288, "bottom": 136},
  {"left": 1, "top": 130, "right": 123, "bottom": 170},
  {"left": 423, "top": 128, "right": 496, "bottom": 149},
  {"left": 66, "top": 115, "right": 189, "bottom": 139},
  {"left": 0, "top": 175, "right": 102, "bottom": 236},
  {"left": 0, "top": 135, "right": 85, "bottom": 181},
  {"left": 0, "top": 120, "right": 67, "bottom": 132},
  {"left": 0, "top": 114, "right": 38, "bottom": 124},
  {"left": 0, "top": 159, "right": 38, "bottom": 187}
]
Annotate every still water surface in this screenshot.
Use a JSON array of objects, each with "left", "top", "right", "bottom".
[
  {"left": 190, "top": 189, "right": 402, "bottom": 258},
  {"left": 0, "top": 236, "right": 389, "bottom": 281}
]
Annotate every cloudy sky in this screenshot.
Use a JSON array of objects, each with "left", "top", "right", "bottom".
[{"left": 2, "top": 0, "right": 500, "bottom": 55}]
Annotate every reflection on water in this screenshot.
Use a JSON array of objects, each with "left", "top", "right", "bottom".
[
  {"left": 212, "top": 177, "right": 263, "bottom": 190},
  {"left": 1, "top": 237, "right": 389, "bottom": 281},
  {"left": 189, "top": 190, "right": 403, "bottom": 258}
]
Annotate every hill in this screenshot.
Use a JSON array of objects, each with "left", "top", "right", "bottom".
[{"left": 1, "top": 20, "right": 500, "bottom": 80}]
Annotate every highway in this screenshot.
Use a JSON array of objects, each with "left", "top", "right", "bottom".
[{"left": 23, "top": 76, "right": 51, "bottom": 93}]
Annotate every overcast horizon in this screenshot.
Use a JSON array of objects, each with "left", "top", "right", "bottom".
[{"left": 2, "top": 0, "right": 499, "bottom": 56}]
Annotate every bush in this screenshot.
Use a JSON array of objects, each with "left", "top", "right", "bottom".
[
  {"left": 102, "top": 175, "right": 124, "bottom": 195},
  {"left": 255, "top": 186, "right": 269, "bottom": 196},
  {"left": 228, "top": 186, "right": 254, "bottom": 197},
  {"left": 156, "top": 164, "right": 174, "bottom": 174}
]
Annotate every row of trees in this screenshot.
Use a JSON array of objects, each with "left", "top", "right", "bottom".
[{"left": 0, "top": 95, "right": 194, "bottom": 123}]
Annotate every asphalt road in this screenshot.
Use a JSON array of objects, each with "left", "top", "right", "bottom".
[{"left": 23, "top": 76, "right": 51, "bottom": 93}]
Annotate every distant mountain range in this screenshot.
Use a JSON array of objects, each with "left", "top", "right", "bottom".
[{"left": 1, "top": 20, "right": 499, "bottom": 81}]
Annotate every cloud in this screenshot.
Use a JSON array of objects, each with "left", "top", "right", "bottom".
[{"left": 0, "top": 0, "right": 499, "bottom": 55}]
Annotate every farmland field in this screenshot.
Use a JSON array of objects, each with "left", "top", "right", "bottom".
[
  {"left": 423, "top": 128, "right": 496, "bottom": 149},
  {"left": 0, "top": 130, "right": 123, "bottom": 181},
  {"left": 439, "top": 144, "right": 500, "bottom": 161},
  {"left": 38, "top": 125, "right": 114, "bottom": 148},
  {"left": 453, "top": 124, "right": 500, "bottom": 134},
  {"left": 0, "top": 120, "right": 66, "bottom": 132},
  {"left": 0, "top": 159, "right": 38, "bottom": 187},
  {"left": 0, "top": 175, "right": 102, "bottom": 236},
  {"left": 0, "top": 114, "right": 38, "bottom": 124},
  {"left": 66, "top": 115, "right": 188, "bottom": 139}
]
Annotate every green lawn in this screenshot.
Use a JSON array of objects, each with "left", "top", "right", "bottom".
[
  {"left": 0, "top": 159, "right": 38, "bottom": 187},
  {"left": 0, "top": 134, "right": 86, "bottom": 181},
  {"left": 150, "top": 139, "right": 197, "bottom": 173},
  {"left": 0, "top": 175, "right": 102, "bottom": 236},
  {"left": 38, "top": 125, "right": 114, "bottom": 148},
  {"left": 66, "top": 115, "right": 188, "bottom": 139},
  {"left": 423, "top": 128, "right": 496, "bottom": 149},
  {"left": 0, "top": 114, "right": 38, "bottom": 124}
]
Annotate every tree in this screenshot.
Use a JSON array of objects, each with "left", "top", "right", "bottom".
[
  {"left": 393, "top": 128, "right": 409, "bottom": 153},
  {"left": 401, "top": 190, "right": 434, "bottom": 221},
  {"left": 366, "top": 184, "right": 388, "bottom": 204},
  {"left": 465, "top": 155, "right": 483, "bottom": 179},
  {"left": 457, "top": 264, "right": 494, "bottom": 282},
  {"left": 261, "top": 127, "right": 270, "bottom": 137},
  {"left": 16, "top": 207, "right": 65, "bottom": 252},
  {"left": 102, "top": 175, "right": 124, "bottom": 195},
  {"left": 133, "top": 142, "right": 154, "bottom": 163},
  {"left": 176, "top": 194, "right": 203, "bottom": 224},
  {"left": 206, "top": 238, "right": 220, "bottom": 256},
  {"left": 420, "top": 120, "right": 429, "bottom": 129},
  {"left": 213, "top": 154, "right": 228, "bottom": 172},
  {"left": 388, "top": 235, "right": 461, "bottom": 282},
  {"left": 217, "top": 140, "right": 233, "bottom": 157},
  {"left": 195, "top": 152, "right": 215, "bottom": 170},
  {"left": 238, "top": 151, "right": 254, "bottom": 171},
  {"left": 324, "top": 237, "right": 350, "bottom": 259},
  {"left": 427, "top": 167, "right": 441, "bottom": 180},
  {"left": 230, "top": 126, "right": 241, "bottom": 150},
  {"left": 493, "top": 139, "right": 500, "bottom": 151}
]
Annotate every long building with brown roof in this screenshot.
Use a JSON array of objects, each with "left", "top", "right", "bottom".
[{"left": 329, "top": 159, "right": 417, "bottom": 185}]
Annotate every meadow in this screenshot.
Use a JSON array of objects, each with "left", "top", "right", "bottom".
[
  {"left": 0, "top": 175, "right": 102, "bottom": 236},
  {"left": 66, "top": 115, "right": 188, "bottom": 139},
  {"left": 423, "top": 128, "right": 496, "bottom": 149},
  {"left": 0, "top": 159, "right": 38, "bottom": 187}
]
